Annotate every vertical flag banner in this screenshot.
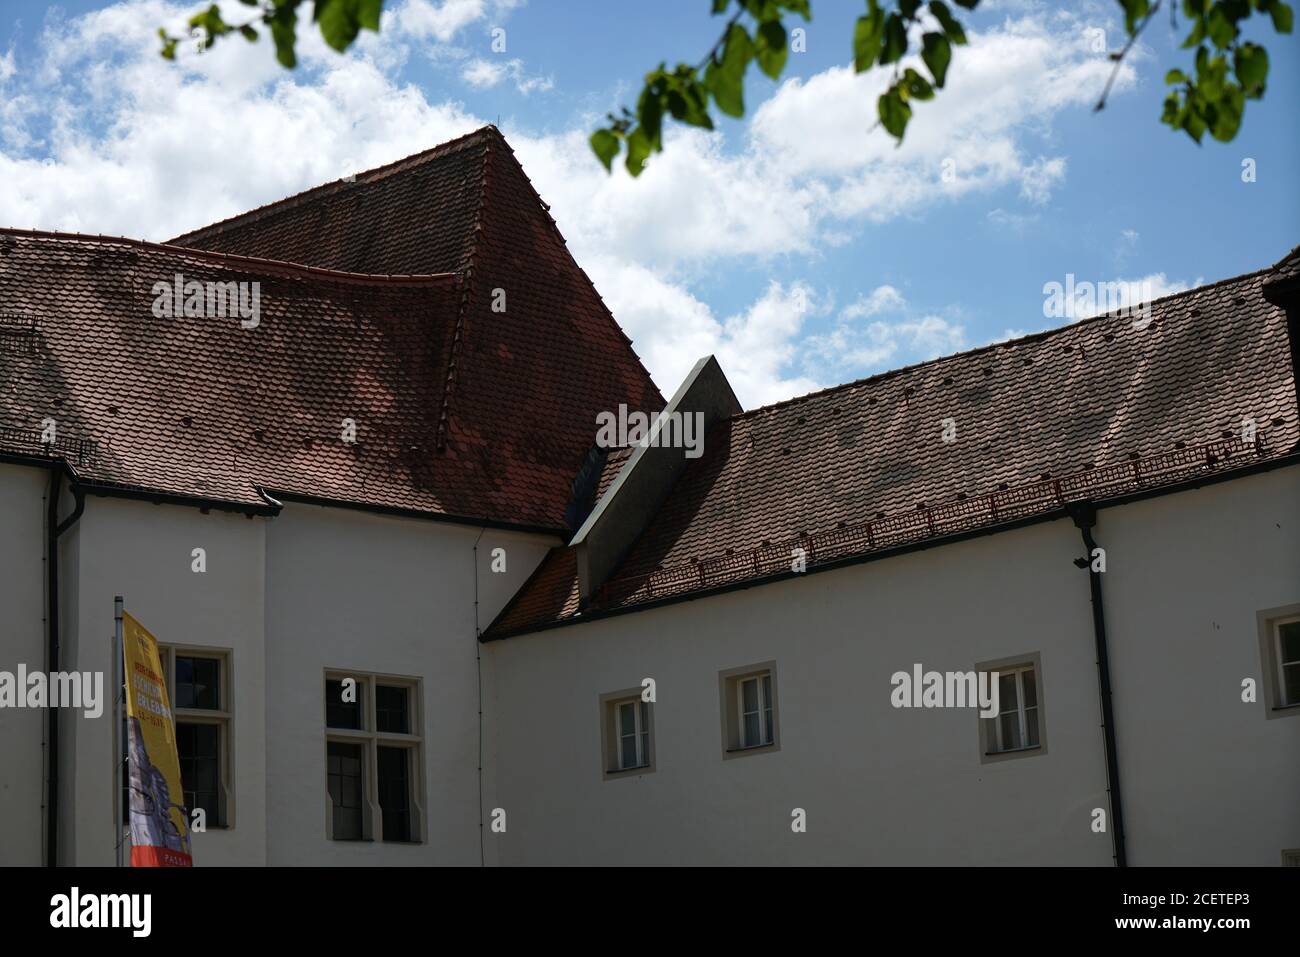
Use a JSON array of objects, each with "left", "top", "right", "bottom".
[{"left": 122, "top": 611, "right": 193, "bottom": 867}]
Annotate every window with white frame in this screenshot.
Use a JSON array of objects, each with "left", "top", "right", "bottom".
[
  {"left": 738, "top": 673, "right": 775, "bottom": 748},
  {"left": 1275, "top": 617, "right": 1300, "bottom": 707},
  {"left": 159, "top": 647, "right": 232, "bottom": 828},
  {"left": 1258, "top": 606, "right": 1300, "bottom": 718},
  {"left": 600, "top": 689, "right": 654, "bottom": 777},
  {"left": 324, "top": 672, "right": 424, "bottom": 842},
  {"left": 719, "top": 662, "right": 780, "bottom": 757},
  {"left": 983, "top": 662, "right": 1041, "bottom": 754}
]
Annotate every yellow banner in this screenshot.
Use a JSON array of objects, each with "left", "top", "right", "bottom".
[{"left": 122, "top": 611, "right": 192, "bottom": 867}]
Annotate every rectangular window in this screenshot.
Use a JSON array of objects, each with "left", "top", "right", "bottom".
[
  {"left": 326, "top": 678, "right": 364, "bottom": 730},
  {"left": 719, "top": 662, "right": 780, "bottom": 758},
  {"left": 600, "top": 689, "right": 655, "bottom": 779},
  {"left": 1257, "top": 606, "right": 1300, "bottom": 719},
  {"left": 977, "top": 653, "right": 1047, "bottom": 763},
  {"left": 738, "top": 674, "right": 775, "bottom": 748},
  {"left": 376, "top": 684, "right": 410, "bottom": 734},
  {"left": 324, "top": 672, "right": 424, "bottom": 842},
  {"left": 987, "top": 665, "right": 1040, "bottom": 753},
  {"left": 138, "top": 647, "right": 234, "bottom": 828},
  {"left": 327, "top": 742, "right": 365, "bottom": 842},
  {"left": 377, "top": 746, "right": 412, "bottom": 842},
  {"left": 1276, "top": 618, "right": 1300, "bottom": 707}
]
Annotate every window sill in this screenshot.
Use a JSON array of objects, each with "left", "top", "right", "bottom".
[
  {"left": 985, "top": 745, "right": 1042, "bottom": 757},
  {"left": 723, "top": 742, "right": 780, "bottom": 760},
  {"left": 604, "top": 764, "right": 654, "bottom": 779}
]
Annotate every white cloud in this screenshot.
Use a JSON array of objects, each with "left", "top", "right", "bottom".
[
  {"left": 0, "top": 1, "right": 1144, "bottom": 408},
  {"left": 579, "top": 254, "right": 821, "bottom": 408},
  {"left": 804, "top": 287, "right": 967, "bottom": 376},
  {"left": 1018, "top": 156, "right": 1066, "bottom": 204},
  {"left": 460, "top": 56, "right": 551, "bottom": 94},
  {"left": 750, "top": 12, "right": 1133, "bottom": 221},
  {"left": 393, "top": 0, "right": 496, "bottom": 43}
]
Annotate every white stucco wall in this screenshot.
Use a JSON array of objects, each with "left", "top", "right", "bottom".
[
  {"left": 1099, "top": 465, "right": 1300, "bottom": 865},
  {"left": 486, "top": 465, "right": 1300, "bottom": 865},
  {"left": 262, "top": 504, "right": 553, "bottom": 865},
  {"left": 61, "top": 495, "right": 269, "bottom": 866},
  {"left": 0, "top": 464, "right": 51, "bottom": 865}
]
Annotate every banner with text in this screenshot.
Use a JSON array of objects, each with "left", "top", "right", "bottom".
[{"left": 123, "top": 611, "right": 192, "bottom": 867}]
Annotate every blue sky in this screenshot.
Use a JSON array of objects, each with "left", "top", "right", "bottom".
[{"left": 1, "top": 0, "right": 1297, "bottom": 406}]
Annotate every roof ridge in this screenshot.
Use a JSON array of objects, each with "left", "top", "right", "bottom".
[
  {"left": 167, "top": 125, "right": 504, "bottom": 246},
  {"left": 731, "top": 265, "right": 1276, "bottom": 422},
  {"left": 0, "top": 227, "right": 459, "bottom": 287},
  {"left": 433, "top": 132, "right": 496, "bottom": 452}
]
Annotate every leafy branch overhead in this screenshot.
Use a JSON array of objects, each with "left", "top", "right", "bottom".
[
  {"left": 590, "top": 0, "right": 1292, "bottom": 175},
  {"left": 159, "top": 0, "right": 1291, "bottom": 175},
  {"left": 160, "top": 0, "right": 383, "bottom": 69}
]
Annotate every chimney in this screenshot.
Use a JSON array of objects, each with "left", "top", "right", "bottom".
[{"left": 572, "top": 355, "right": 742, "bottom": 604}]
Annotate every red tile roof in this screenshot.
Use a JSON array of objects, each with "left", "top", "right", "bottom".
[
  {"left": 1, "top": 127, "right": 664, "bottom": 530},
  {"left": 486, "top": 263, "right": 1300, "bottom": 638},
  {"left": 0, "top": 229, "right": 470, "bottom": 512}
]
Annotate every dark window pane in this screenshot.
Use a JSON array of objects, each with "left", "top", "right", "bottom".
[
  {"left": 376, "top": 685, "right": 410, "bottom": 734},
  {"left": 327, "top": 742, "right": 364, "bottom": 840},
  {"left": 176, "top": 721, "right": 221, "bottom": 826},
  {"left": 326, "top": 679, "right": 363, "bottom": 730},
  {"left": 377, "top": 746, "right": 412, "bottom": 842},
  {"left": 175, "top": 656, "right": 220, "bottom": 710},
  {"left": 1281, "top": 622, "right": 1300, "bottom": 663},
  {"left": 1022, "top": 669, "right": 1038, "bottom": 708}
]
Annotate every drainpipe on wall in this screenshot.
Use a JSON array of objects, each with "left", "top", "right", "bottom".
[
  {"left": 471, "top": 527, "right": 486, "bottom": 868},
  {"left": 45, "top": 462, "right": 86, "bottom": 868},
  {"left": 1067, "top": 501, "right": 1127, "bottom": 868}
]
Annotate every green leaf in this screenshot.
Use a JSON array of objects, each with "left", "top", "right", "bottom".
[
  {"left": 878, "top": 86, "right": 912, "bottom": 138},
  {"left": 1118, "top": 0, "right": 1150, "bottom": 35},
  {"left": 636, "top": 84, "right": 664, "bottom": 150},
  {"left": 590, "top": 129, "right": 620, "bottom": 172},
  {"left": 316, "top": 0, "right": 364, "bottom": 52},
  {"left": 1181, "top": 16, "right": 1207, "bottom": 48},
  {"left": 270, "top": 8, "right": 298, "bottom": 68},
  {"left": 920, "top": 32, "right": 951, "bottom": 87},
  {"left": 755, "top": 20, "right": 788, "bottom": 79},
  {"left": 1266, "top": 1, "right": 1293, "bottom": 33},
  {"left": 357, "top": 0, "right": 383, "bottom": 32},
  {"left": 900, "top": 0, "right": 922, "bottom": 17},
  {"left": 952, "top": 0, "right": 978, "bottom": 8},
  {"left": 705, "top": 59, "right": 745, "bottom": 116},
  {"left": 1205, "top": 5, "right": 1237, "bottom": 48},
  {"left": 1209, "top": 86, "right": 1243, "bottom": 140},
  {"left": 901, "top": 67, "right": 934, "bottom": 100},
  {"left": 625, "top": 127, "right": 652, "bottom": 177},
  {"left": 1234, "top": 42, "right": 1268, "bottom": 94},
  {"left": 880, "top": 13, "right": 908, "bottom": 65},
  {"left": 1164, "top": 68, "right": 1187, "bottom": 84},
  {"left": 929, "top": 1, "right": 967, "bottom": 44},
  {"left": 853, "top": 8, "right": 884, "bottom": 72},
  {"left": 721, "top": 22, "right": 756, "bottom": 72}
]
